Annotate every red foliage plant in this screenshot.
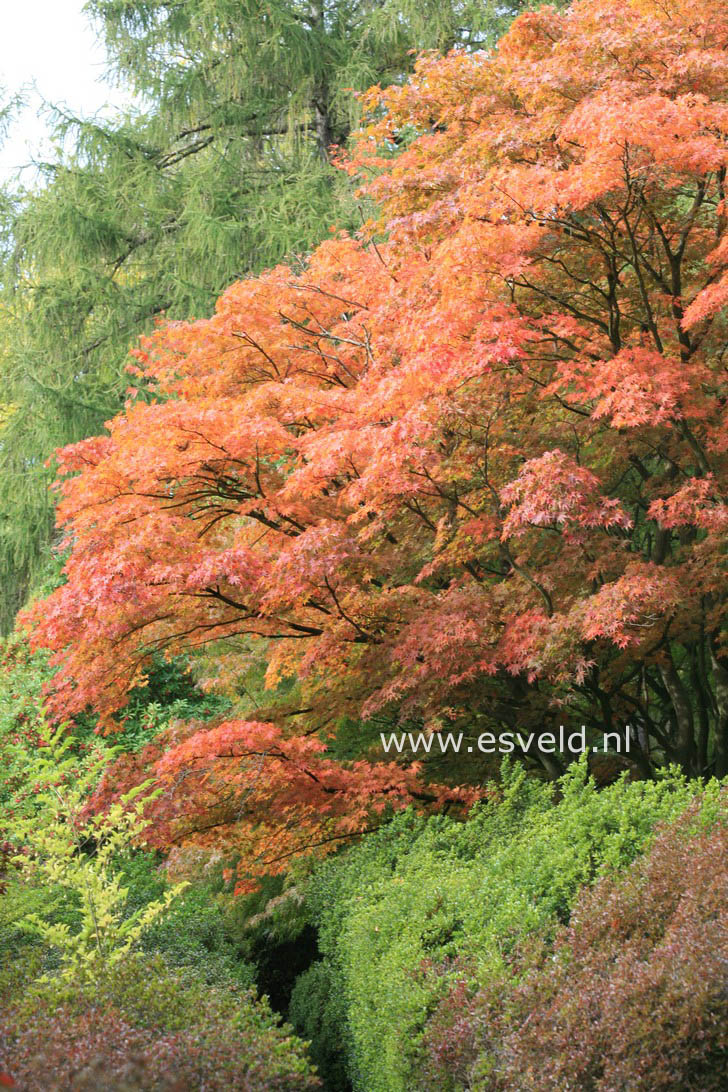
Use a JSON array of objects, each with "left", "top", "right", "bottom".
[
  {"left": 0, "top": 1000, "right": 319, "bottom": 1092},
  {"left": 420, "top": 799, "right": 728, "bottom": 1091},
  {"left": 23, "top": 0, "right": 728, "bottom": 882}
]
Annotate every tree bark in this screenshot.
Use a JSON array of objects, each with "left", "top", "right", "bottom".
[
  {"left": 709, "top": 644, "right": 728, "bottom": 777},
  {"left": 659, "top": 651, "right": 696, "bottom": 772}
]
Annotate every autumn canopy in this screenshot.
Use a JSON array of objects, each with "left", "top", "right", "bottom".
[{"left": 26, "top": 0, "right": 728, "bottom": 884}]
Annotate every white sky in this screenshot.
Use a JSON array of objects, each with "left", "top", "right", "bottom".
[{"left": 0, "top": 0, "right": 135, "bottom": 182}]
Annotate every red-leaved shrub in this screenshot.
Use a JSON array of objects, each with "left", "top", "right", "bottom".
[{"left": 0, "top": 984, "right": 319, "bottom": 1091}]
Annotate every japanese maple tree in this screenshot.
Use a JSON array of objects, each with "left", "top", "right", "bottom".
[{"left": 24, "top": 0, "right": 728, "bottom": 880}]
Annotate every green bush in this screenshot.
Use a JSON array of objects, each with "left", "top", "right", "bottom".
[
  {"left": 3, "top": 715, "right": 191, "bottom": 986},
  {"left": 0, "top": 633, "right": 52, "bottom": 809},
  {"left": 289, "top": 959, "right": 351, "bottom": 1092},
  {"left": 302, "top": 760, "right": 723, "bottom": 1092},
  {"left": 0, "top": 645, "right": 254, "bottom": 999},
  {"left": 120, "top": 850, "right": 256, "bottom": 989}
]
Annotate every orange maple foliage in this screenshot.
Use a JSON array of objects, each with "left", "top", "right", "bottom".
[{"left": 24, "top": 0, "right": 728, "bottom": 882}]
